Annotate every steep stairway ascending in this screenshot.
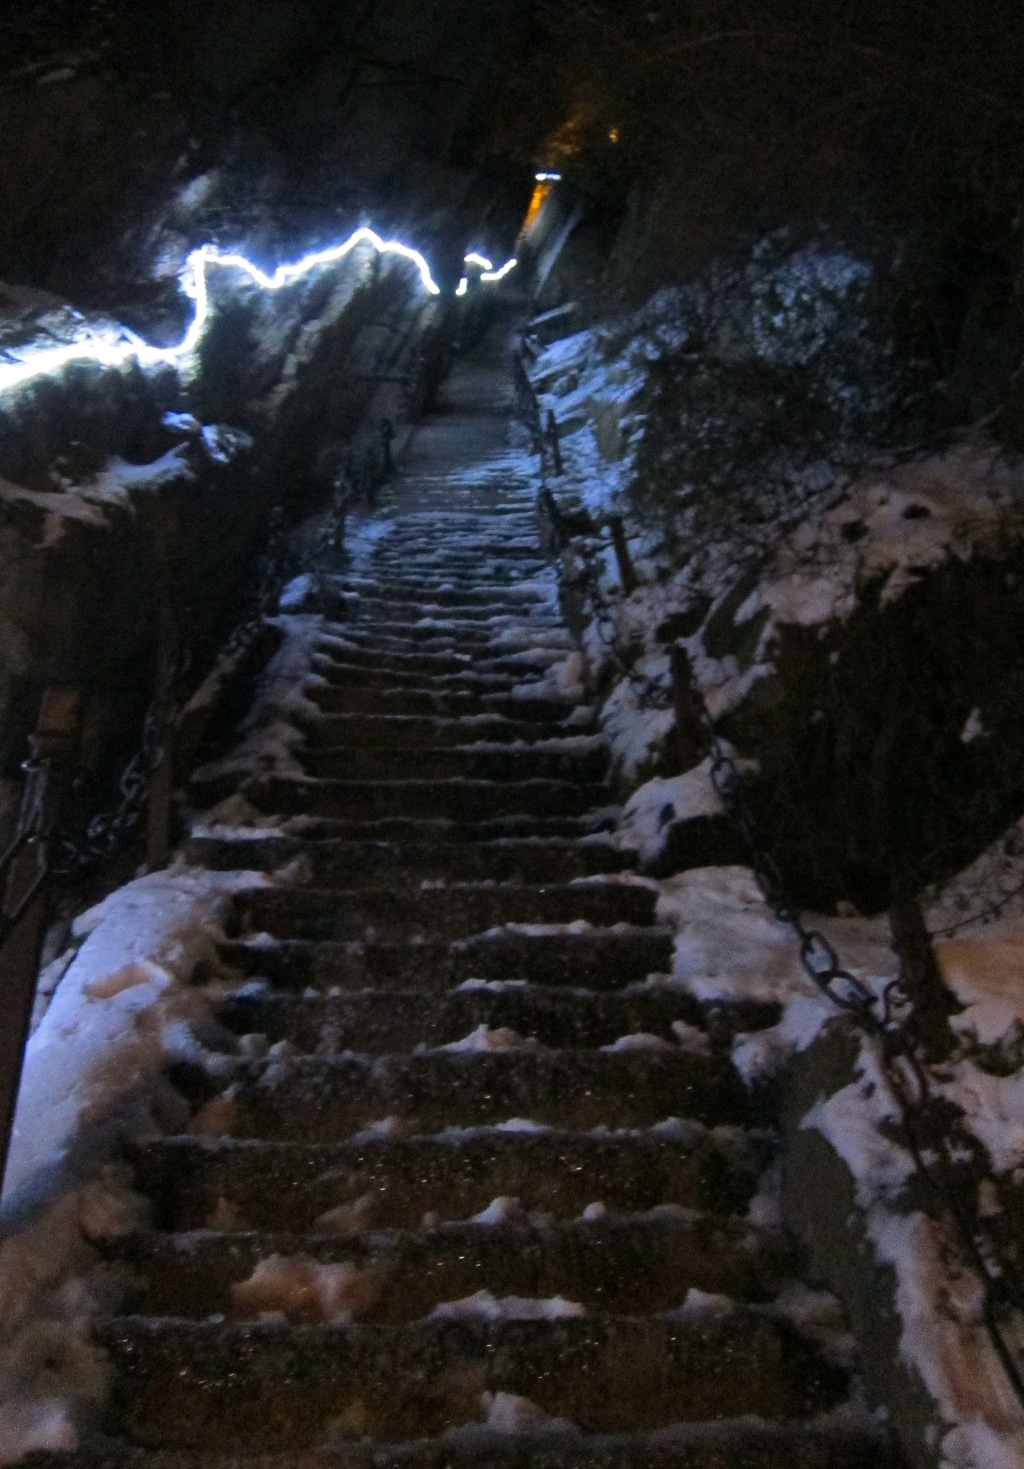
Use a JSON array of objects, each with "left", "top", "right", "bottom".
[{"left": 76, "top": 330, "right": 902, "bottom": 1467}]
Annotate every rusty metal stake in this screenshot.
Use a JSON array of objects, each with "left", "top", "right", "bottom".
[{"left": 606, "top": 515, "right": 639, "bottom": 595}]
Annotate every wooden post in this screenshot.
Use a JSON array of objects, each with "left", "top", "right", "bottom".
[{"left": 606, "top": 515, "right": 639, "bottom": 595}]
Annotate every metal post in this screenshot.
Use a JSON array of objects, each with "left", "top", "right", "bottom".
[{"left": 606, "top": 515, "right": 639, "bottom": 595}]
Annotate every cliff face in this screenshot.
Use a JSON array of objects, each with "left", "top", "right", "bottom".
[
  {"left": 524, "top": 245, "right": 1024, "bottom": 915},
  {"left": 0, "top": 0, "right": 530, "bottom": 301}
]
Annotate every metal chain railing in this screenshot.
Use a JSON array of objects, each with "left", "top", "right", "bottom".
[
  {"left": 668, "top": 641, "right": 1024, "bottom": 1404},
  {"left": 514, "top": 342, "right": 1024, "bottom": 1407},
  {"left": 56, "top": 505, "right": 293, "bottom": 875}
]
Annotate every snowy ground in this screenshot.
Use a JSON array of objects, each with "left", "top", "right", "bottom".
[{"left": 0, "top": 866, "right": 265, "bottom": 1463}]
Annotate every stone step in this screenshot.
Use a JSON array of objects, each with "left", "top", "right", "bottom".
[
  {"left": 271, "top": 813, "right": 617, "bottom": 843},
  {"left": 218, "top": 926, "right": 674, "bottom": 993},
  {"left": 369, "top": 554, "right": 549, "bottom": 575},
  {"left": 342, "top": 593, "right": 563, "bottom": 619},
  {"left": 111, "top": 1211, "right": 791, "bottom": 1320},
  {"left": 223, "top": 1048, "right": 749, "bottom": 1139},
  {"left": 99, "top": 1311, "right": 846, "bottom": 1448},
  {"left": 332, "top": 581, "right": 555, "bottom": 608},
  {"left": 36, "top": 1421, "right": 904, "bottom": 1469},
  {"left": 230, "top": 880, "right": 657, "bottom": 943},
  {"left": 312, "top": 658, "right": 534, "bottom": 693},
  {"left": 188, "top": 833, "right": 634, "bottom": 883},
  {"left": 132, "top": 1126, "right": 767, "bottom": 1235},
  {"left": 317, "top": 642, "right": 480, "bottom": 676},
  {"left": 241, "top": 776, "right": 610, "bottom": 823},
  {"left": 310, "top": 686, "right": 581, "bottom": 722},
  {"left": 215, "top": 984, "right": 777, "bottom": 1055},
  {"left": 371, "top": 541, "right": 544, "bottom": 558},
  {"left": 302, "top": 713, "right": 590, "bottom": 751},
  {"left": 329, "top": 623, "right": 572, "bottom": 652},
  {"left": 316, "top": 642, "right": 567, "bottom": 677},
  {"left": 302, "top": 740, "right": 609, "bottom": 785}
]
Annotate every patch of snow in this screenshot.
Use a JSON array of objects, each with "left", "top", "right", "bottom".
[
  {"left": 476, "top": 1390, "right": 577, "bottom": 1436},
  {"left": 230, "top": 1254, "right": 382, "bottom": 1324},
  {"left": 468, "top": 1197, "right": 530, "bottom": 1227},
  {"left": 620, "top": 765, "right": 724, "bottom": 864},
  {"left": 601, "top": 1033, "right": 676, "bottom": 1054},
  {"left": 429, "top": 1291, "right": 584, "bottom": 1322},
  {"left": 439, "top": 1025, "right": 537, "bottom": 1054}
]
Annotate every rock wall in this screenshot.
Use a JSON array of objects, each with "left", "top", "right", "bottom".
[{"left": 0, "top": 250, "right": 450, "bottom": 794}]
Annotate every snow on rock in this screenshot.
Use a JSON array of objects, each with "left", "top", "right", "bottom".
[
  {"left": 658, "top": 865, "right": 893, "bottom": 1010},
  {"left": 513, "top": 651, "right": 586, "bottom": 704},
  {"left": 936, "top": 920, "right": 1024, "bottom": 1047},
  {"left": 804, "top": 1040, "right": 1024, "bottom": 1466},
  {"left": 190, "top": 615, "right": 325, "bottom": 790},
  {"left": 618, "top": 765, "right": 724, "bottom": 864},
  {"left": 0, "top": 864, "right": 263, "bottom": 1465}
]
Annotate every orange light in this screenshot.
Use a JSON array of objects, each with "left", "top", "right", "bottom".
[
  {"left": 521, "top": 182, "right": 552, "bottom": 235},
  {"left": 608, "top": 128, "right": 620, "bottom": 144}
]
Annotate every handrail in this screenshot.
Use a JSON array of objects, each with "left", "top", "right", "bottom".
[{"left": 517, "top": 345, "right": 640, "bottom": 596}]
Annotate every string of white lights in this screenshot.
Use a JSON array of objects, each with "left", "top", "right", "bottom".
[{"left": 0, "top": 229, "right": 518, "bottom": 399}]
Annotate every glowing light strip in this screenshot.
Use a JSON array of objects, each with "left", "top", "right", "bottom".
[
  {"left": 480, "top": 257, "right": 518, "bottom": 283},
  {"left": 0, "top": 227, "right": 528, "bottom": 400},
  {"left": 535, "top": 171, "right": 562, "bottom": 182}
]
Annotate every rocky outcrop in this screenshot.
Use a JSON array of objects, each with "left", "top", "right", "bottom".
[{"left": 0, "top": 247, "right": 451, "bottom": 789}]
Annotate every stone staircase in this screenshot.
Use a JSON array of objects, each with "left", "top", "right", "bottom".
[{"left": 63, "top": 334, "right": 903, "bottom": 1467}]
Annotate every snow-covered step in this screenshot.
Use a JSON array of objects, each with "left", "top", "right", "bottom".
[
  {"left": 111, "top": 1210, "right": 792, "bottom": 1320},
  {"left": 214, "top": 982, "right": 776, "bottom": 1055},
  {"left": 40, "top": 1420, "right": 905, "bottom": 1469},
  {"left": 302, "top": 738, "right": 609, "bottom": 784},
  {"left": 311, "top": 657, "right": 544, "bottom": 694},
  {"left": 222, "top": 1046, "right": 749, "bottom": 1139},
  {"left": 238, "top": 774, "right": 609, "bottom": 822},
  {"left": 326, "top": 580, "right": 556, "bottom": 607},
  {"left": 230, "top": 880, "right": 655, "bottom": 943},
  {"left": 309, "top": 685, "right": 580, "bottom": 722},
  {"left": 301, "top": 712, "right": 590, "bottom": 751},
  {"left": 189, "top": 831, "right": 632, "bottom": 884},
  {"left": 133, "top": 1125, "right": 768, "bottom": 1235},
  {"left": 218, "top": 924, "right": 675, "bottom": 992},
  {"left": 98, "top": 1310, "right": 846, "bottom": 1449}
]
